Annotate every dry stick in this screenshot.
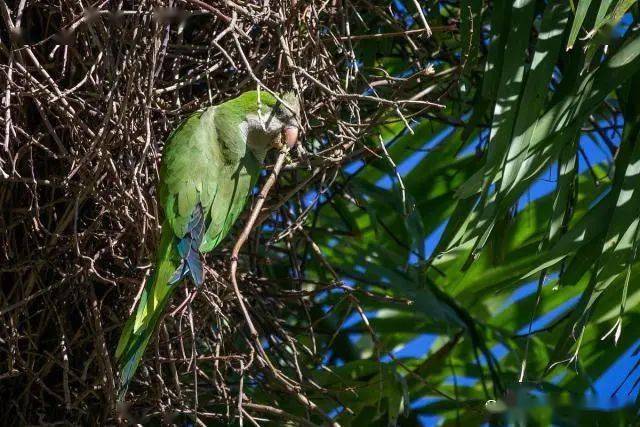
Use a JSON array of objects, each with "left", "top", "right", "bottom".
[
  {"left": 243, "top": 403, "right": 321, "bottom": 427},
  {"left": 183, "top": 0, "right": 233, "bottom": 23},
  {"left": 410, "top": 0, "right": 432, "bottom": 37},
  {"left": 238, "top": 360, "right": 245, "bottom": 427},
  {"left": 334, "top": 26, "right": 453, "bottom": 41},
  {"left": 51, "top": 306, "right": 71, "bottom": 410},
  {"left": 154, "top": 61, "right": 224, "bottom": 94},
  {"left": 0, "top": 280, "right": 64, "bottom": 316},
  {"left": 240, "top": 408, "right": 261, "bottom": 427},
  {"left": 2, "top": 53, "right": 13, "bottom": 177},
  {"left": 293, "top": 65, "right": 445, "bottom": 108},
  {"left": 229, "top": 147, "right": 340, "bottom": 427},
  {"left": 183, "top": 0, "right": 250, "bottom": 40},
  {"left": 232, "top": 34, "right": 299, "bottom": 115},
  {"left": 230, "top": 146, "right": 290, "bottom": 339},
  {"left": 161, "top": 326, "right": 182, "bottom": 397},
  {"left": 88, "top": 284, "right": 117, "bottom": 415}
]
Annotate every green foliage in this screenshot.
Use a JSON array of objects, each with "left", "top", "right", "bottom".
[{"left": 261, "top": 1, "right": 640, "bottom": 425}]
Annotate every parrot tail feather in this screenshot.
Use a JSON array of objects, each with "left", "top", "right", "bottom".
[{"left": 115, "top": 223, "right": 180, "bottom": 400}]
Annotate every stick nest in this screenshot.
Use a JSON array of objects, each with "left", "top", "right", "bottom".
[{"left": 0, "top": 0, "right": 444, "bottom": 424}]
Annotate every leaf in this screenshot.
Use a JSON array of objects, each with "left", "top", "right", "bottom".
[
  {"left": 457, "top": 0, "right": 538, "bottom": 199},
  {"left": 551, "top": 127, "right": 640, "bottom": 360},
  {"left": 548, "top": 137, "right": 578, "bottom": 244},
  {"left": 567, "top": 0, "right": 595, "bottom": 50},
  {"left": 499, "top": 1, "right": 572, "bottom": 197},
  {"left": 455, "top": 31, "right": 640, "bottom": 266},
  {"left": 461, "top": 0, "right": 512, "bottom": 141}
]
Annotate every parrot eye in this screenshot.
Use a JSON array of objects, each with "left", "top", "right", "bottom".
[{"left": 274, "top": 103, "right": 287, "bottom": 119}]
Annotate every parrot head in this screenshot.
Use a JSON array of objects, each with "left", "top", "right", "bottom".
[{"left": 230, "top": 90, "right": 300, "bottom": 162}]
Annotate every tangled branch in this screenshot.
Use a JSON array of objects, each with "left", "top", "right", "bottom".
[{"left": 0, "top": 0, "right": 449, "bottom": 424}]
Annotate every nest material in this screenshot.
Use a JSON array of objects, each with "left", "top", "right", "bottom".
[{"left": 0, "top": 0, "right": 443, "bottom": 424}]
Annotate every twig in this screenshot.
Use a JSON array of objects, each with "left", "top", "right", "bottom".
[
  {"left": 410, "top": 0, "right": 432, "bottom": 37},
  {"left": 243, "top": 403, "right": 321, "bottom": 427},
  {"left": 334, "top": 26, "right": 453, "bottom": 41},
  {"left": 230, "top": 146, "right": 290, "bottom": 338}
]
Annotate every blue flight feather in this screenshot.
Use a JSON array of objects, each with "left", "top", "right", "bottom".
[
  {"left": 169, "top": 259, "right": 189, "bottom": 284},
  {"left": 170, "top": 204, "right": 205, "bottom": 286},
  {"left": 186, "top": 249, "right": 203, "bottom": 285}
]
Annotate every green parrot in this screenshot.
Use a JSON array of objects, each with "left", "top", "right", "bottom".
[{"left": 115, "top": 90, "right": 300, "bottom": 398}]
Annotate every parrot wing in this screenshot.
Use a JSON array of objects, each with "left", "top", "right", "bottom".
[{"left": 158, "top": 108, "right": 221, "bottom": 286}]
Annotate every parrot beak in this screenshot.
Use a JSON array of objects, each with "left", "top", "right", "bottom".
[{"left": 283, "top": 125, "right": 299, "bottom": 148}]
